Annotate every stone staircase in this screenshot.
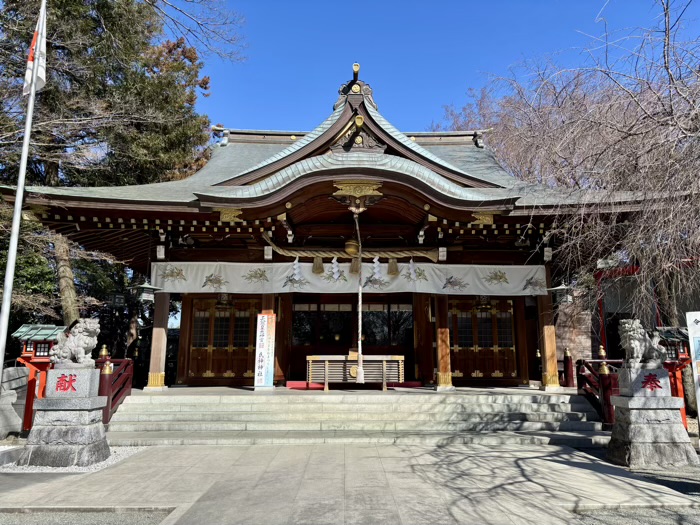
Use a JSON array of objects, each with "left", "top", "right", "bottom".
[{"left": 106, "top": 388, "right": 611, "bottom": 448}]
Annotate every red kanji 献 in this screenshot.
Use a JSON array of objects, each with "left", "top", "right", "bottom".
[
  {"left": 641, "top": 373, "right": 662, "bottom": 391},
  {"left": 55, "top": 373, "right": 77, "bottom": 392}
]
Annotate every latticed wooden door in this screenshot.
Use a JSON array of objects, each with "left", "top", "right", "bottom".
[
  {"left": 188, "top": 298, "right": 260, "bottom": 380},
  {"left": 448, "top": 298, "right": 518, "bottom": 381}
]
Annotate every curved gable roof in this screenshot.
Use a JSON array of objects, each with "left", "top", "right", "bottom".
[
  {"left": 363, "top": 105, "right": 512, "bottom": 187},
  {"left": 194, "top": 152, "right": 519, "bottom": 207},
  {"left": 223, "top": 103, "right": 348, "bottom": 183}
]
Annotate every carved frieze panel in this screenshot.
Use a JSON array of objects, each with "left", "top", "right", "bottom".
[
  {"left": 331, "top": 127, "right": 386, "bottom": 153},
  {"left": 216, "top": 208, "right": 243, "bottom": 223}
]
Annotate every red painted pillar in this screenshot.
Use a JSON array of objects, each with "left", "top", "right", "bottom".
[
  {"left": 563, "top": 348, "right": 575, "bottom": 388},
  {"left": 599, "top": 362, "right": 615, "bottom": 430}
]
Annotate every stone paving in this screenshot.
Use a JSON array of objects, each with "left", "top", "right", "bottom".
[{"left": 0, "top": 443, "right": 699, "bottom": 525}]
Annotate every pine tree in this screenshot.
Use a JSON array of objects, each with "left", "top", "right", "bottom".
[
  {"left": 0, "top": 0, "right": 240, "bottom": 349},
  {"left": 0, "top": 0, "right": 216, "bottom": 186}
]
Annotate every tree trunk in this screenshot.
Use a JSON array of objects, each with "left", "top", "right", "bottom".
[
  {"left": 45, "top": 161, "right": 60, "bottom": 187},
  {"left": 682, "top": 365, "right": 698, "bottom": 417},
  {"left": 656, "top": 276, "right": 680, "bottom": 327},
  {"left": 125, "top": 307, "right": 140, "bottom": 358},
  {"left": 55, "top": 235, "right": 79, "bottom": 325}
]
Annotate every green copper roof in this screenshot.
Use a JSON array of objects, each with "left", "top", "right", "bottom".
[
  {"left": 364, "top": 105, "right": 502, "bottom": 184},
  {"left": 225, "top": 103, "right": 348, "bottom": 182},
  {"left": 419, "top": 144, "right": 520, "bottom": 188},
  {"left": 15, "top": 141, "right": 289, "bottom": 204},
  {"left": 195, "top": 152, "right": 518, "bottom": 204},
  {"left": 1, "top": 68, "right": 641, "bottom": 211},
  {"left": 11, "top": 324, "right": 64, "bottom": 342}
]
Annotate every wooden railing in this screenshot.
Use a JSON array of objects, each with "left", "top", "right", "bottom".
[
  {"left": 576, "top": 359, "right": 622, "bottom": 430},
  {"left": 558, "top": 350, "right": 576, "bottom": 387},
  {"left": 96, "top": 358, "right": 134, "bottom": 424}
]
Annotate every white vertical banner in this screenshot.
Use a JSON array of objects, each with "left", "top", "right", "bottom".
[
  {"left": 254, "top": 313, "right": 276, "bottom": 390},
  {"left": 686, "top": 312, "right": 700, "bottom": 414}
]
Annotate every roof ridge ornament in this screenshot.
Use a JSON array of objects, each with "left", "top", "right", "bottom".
[
  {"left": 330, "top": 115, "right": 386, "bottom": 153},
  {"left": 333, "top": 63, "right": 378, "bottom": 111}
]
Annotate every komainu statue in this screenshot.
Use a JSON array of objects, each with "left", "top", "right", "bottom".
[
  {"left": 618, "top": 319, "right": 666, "bottom": 368},
  {"left": 49, "top": 319, "right": 100, "bottom": 368}
]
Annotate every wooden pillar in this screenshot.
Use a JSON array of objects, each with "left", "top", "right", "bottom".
[
  {"left": 514, "top": 298, "right": 530, "bottom": 385},
  {"left": 537, "top": 266, "right": 559, "bottom": 390},
  {"left": 145, "top": 292, "right": 170, "bottom": 391},
  {"left": 414, "top": 294, "right": 435, "bottom": 384},
  {"left": 435, "top": 294, "right": 455, "bottom": 391},
  {"left": 275, "top": 294, "right": 292, "bottom": 383},
  {"left": 262, "top": 294, "right": 275, "bottom": 314},
  {"left": 176, "top": 295, "right": 192, "bottom": 386}
]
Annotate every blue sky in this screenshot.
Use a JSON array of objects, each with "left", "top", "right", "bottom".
[{"left": 195, "top": 0, "right": 700, "bottom": 133}]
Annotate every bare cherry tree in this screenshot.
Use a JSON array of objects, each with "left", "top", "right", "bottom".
[{"left": 439, "top": 0, "right": 700, "bottom": 326}]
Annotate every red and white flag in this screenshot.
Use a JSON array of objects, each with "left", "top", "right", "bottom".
[{"left": 22, "top": 3, "right": 47, "bottom": 96}]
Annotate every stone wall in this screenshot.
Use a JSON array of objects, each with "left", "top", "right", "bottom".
[
  {"left": 1, "top": 367, "right": 28, "bottom": 420},
  {"left": 555, "top": 303, "right": 595, "bottom": 362}
]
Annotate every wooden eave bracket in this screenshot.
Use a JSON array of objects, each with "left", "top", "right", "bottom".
[{"left": 277, "top": 213, "right": 294, "bottom": 243}]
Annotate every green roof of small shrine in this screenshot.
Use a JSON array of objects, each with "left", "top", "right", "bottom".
[{"left": 11, "top": 324, "right": 64, "bottom": 342}]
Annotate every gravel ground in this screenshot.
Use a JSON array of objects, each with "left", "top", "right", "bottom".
[{"left": 0, "top": 446, "right": 144, "bottom": 473}]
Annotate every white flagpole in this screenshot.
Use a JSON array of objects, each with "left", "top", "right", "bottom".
[{"left": 0, "top": 0, "right": 48, "bottom": 384}]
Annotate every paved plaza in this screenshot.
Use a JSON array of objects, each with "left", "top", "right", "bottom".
[{"left": 0, "top": 443, "right": 699, "bottom": 525}]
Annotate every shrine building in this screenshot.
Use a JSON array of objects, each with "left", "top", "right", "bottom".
[{"left": 2, "top": 64, "right": 638, "bottom": 392}]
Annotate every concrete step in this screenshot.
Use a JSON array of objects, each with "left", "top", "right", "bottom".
[
  {"left": 122, "top": 393, "right": 590, "bottom": 405},
  {"left": 109, "top": 410, "right": 595, "bottom": 423},
  {"left": 116, "top": 401, "right": 597, "bottom": 415},
  {"left": 106, "top": 419, "right": 602, "bottom": 433},
  {"left": 110, "top": 389, "right": 602, "bottom": 446},
  {"left": 106, "top": 429, "right": 612, "bottom": 448}
]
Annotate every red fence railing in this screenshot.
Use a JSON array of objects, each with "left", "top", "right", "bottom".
[
  {"left": 96, "top": 358, "right": 134, "bottom": 424},
  {"left": 558, "top": 351, "right": 576, "bottom": 388}
]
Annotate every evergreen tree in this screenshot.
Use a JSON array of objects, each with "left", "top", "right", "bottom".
[
  {"left": 0, "top": 0, "right": 240, "bottom": 350},
  {"left": 0, "top": 0, "right": 215, "bottom": 186}
]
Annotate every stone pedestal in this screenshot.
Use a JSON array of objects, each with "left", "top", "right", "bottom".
[
  {"left": 17, "top": 368, "right": 111, "bottom": 467},
  {"left": 607, "top": 367, "right": 699, "bottom": 469}
]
